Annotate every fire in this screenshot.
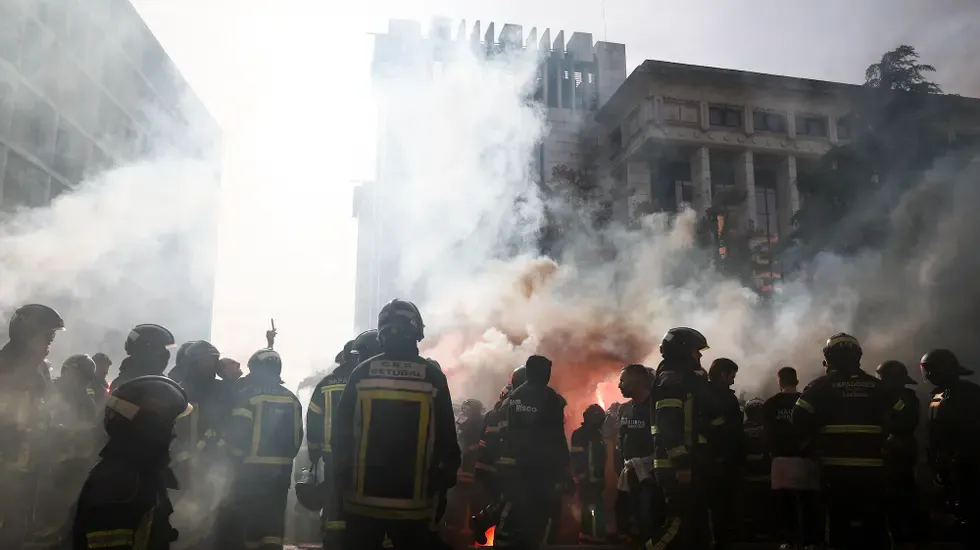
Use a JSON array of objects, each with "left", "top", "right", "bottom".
[{"left": 476, "top": 527, "right": 495, "bottom": 547}]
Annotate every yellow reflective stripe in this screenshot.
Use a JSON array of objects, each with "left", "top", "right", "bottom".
[
  {"left": 260, "top": 536, "right": 283, "bottom": 545},
  {"left": 653, "top": 459, "right": 672, "bottom": 469},
  {"left": 666, "top": 446, "right": 688, "bottom": 458},
  {"left": 249, "top": 394, "right": 295, "bottom": 405},
  {"left": 893, "top": 400, "right": 905, "bottom": 412},
  {"left": 710, "top": 416, "right": 725, "bottom": 426},
  {"left": 656, "top": 398, "right": 683, "bottom": 410},
  {"left": 308, "top": 443, "right": 322, "bottom": 450},
  {"left": 646, "top": 516, "right": 681, "bottom": 550},
  {"left": 308, "top": 402, "right": 323, "bottom": 415},
  {"left": 343, "top": 501, "right": 432, "bottom": 520},
  {"left": 325, "top": 520, "right": 347, "bottom": 530},
  {"left": 321, "top": 384, "right": 345, "bottom": 453},
  {"left": 174, "top": 451, "right": 191, "bottom": 463},
  {"left": 485, "top": 426, "right": 500, "bottom": 433},
  {"left": 570, "top": 446, "right": 585, "bottom": 452},
  {"left": 86, "top": 529, "right": 134, "bottom": 547},
  {"left": 498, "top": 456, "right": 516, "bottom": 465},
  {"left": 795, "top": 399, "right": 815, "bottom": 413},
  {"left": 698, "top": 434, "right": 707, "bottom": 444},
  {"left": 819, "top": 457, "right": 883, "bottom": 467},
  {"left": 232, "top": 408, "right": 254, "bottom": 420},
  {"left": 86, "top": 388, "right": 96, "bottom": 395},
  {"left": 650, "top": 425, "right": 658, "bottom": 435},
  {"left": 818, "top": 425, "right": 882, "bottom": 434},
  {"left": 243, "top": 456, "right": 294, "bottom": 465}
]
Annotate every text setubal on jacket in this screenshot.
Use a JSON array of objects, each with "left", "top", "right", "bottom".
[
  {"left": 226, "top": 371, "right": 304, "bottom": 478},
  {"left": 331, "top": 353, "right": 461, "bottom": 521}
]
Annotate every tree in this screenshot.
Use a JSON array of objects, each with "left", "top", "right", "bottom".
[{"left": 864, "top": 45, "right": 942, "bottom": 94}]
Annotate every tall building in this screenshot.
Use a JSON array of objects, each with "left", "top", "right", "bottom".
[
  {"left": 353, "top": 19, "right": 626, "bottom": 332},
  {"left": 0, "top": 0, "right": 220, "bottom": 356}
]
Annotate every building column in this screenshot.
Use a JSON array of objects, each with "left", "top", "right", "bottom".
[
  {"left": 776, "top": 155, "right": 799, "bottom": 236},
  {"left": 690, "top": 146, "right": 711, "bottom": 214},
  {"left": 734, "top": 150, "right": 756, "bottom": 231},
  {"left": 626, "top": 161, "right": 652, "bottom": 223}
]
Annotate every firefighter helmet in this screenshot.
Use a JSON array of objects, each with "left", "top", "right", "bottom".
[
  {"left": 124, "top": 324, "right": 175, "bottom": 355},
  {"left": 461, "top": 399, "right": 484, "bottom": 417},
  {"left": 876, "top": 360, "right": 916, "bottom": 385},
  {"left": 744, "top": 398, "right": 765, "bottom": 421},
  {"left": 294, "top": 465, "right": 323, "bottom": 511},
  {"left": 822, "top": 333, "right": 862, "bottom": 361},
  {"left": 62, "top": 354, "right": 97, "bottom": 379},
  {"left": 184, "top": 340, "right": 219, "bottom": 362},
  {"left": 105, "top": 375, "right": 191, "bottom": 443},
  {"left": 584, "top": 403, "right": 605, "bottom": 423},
  {"left": 920, "top": 349, "right": 972, "bottom": 377},
  {"left": 377, "top": 299, "right": 424, "bottom": 342},
  {"left": 352, "top": 329, "right": 382, "bottom": 360},
  {"left": 511, "top": 365, "right": 527, "bottom": 388},
  {"left": 248, "top": 348, "right": 283, "bottom": 378},
  {"left": 660, "top": 327, "right": 709, "bottom": 358},
  {"left": 333, "top": 350, "right": 344, "bottom": 364},
  {"left": 8, "top": 304, "right": 65, "bottom": 342}
]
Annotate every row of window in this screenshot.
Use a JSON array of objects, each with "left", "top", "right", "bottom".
[{"left": 661, "top": 100, "right": 850, "bottom": 139}]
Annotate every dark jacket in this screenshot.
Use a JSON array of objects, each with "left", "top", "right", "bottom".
[
  {"left": 0, "top": 343, "right": 51, "bottom": 472},
  {"left": 761, "top": 391, "right": 800, "bottom": 457},
  {"left": 652, "top": 359, "right": 716, "bottom": 473},
  {"left": 571, "top": 422, "right": 606, "bottom": 488},
  {"left": 498, "top": 366, "right": 569, "bottom": 477},
  {"left": 306, "top": 358, "right": 358, "bottom": 464},
  {"left": 618, "top": 393, "right": 654, "bottom": 462},
  {"left": 927, "top": 378, "right": 980, "bottom": 477}
]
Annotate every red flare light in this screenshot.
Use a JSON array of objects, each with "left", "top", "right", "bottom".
[{"left": 476, "top": 527, "right": 495, "bottom": 547}]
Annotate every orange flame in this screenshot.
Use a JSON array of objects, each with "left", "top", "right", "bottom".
[{"left": 475, "top": 527, "right": 495, "bottom": 547}]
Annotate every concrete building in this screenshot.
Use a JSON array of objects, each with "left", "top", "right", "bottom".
[
  {"left": 0, "top": 0, "right": 220, "bottom": 354},
  {"left": 353, "top": 19, "right": 626, "bottom": 332}
]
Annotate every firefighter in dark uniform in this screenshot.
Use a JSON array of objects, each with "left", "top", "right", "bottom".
[
  {"left": 921, "top": 349, "right": 980, "bottom": 545},
  {"left": 876, "top": 360, "right": 925, "bottom": 547},
  {"left": 740, "top": 398, "right": 771, "bottom": 541},
  {"left": 91, "top": 353, "right": 112, "bottom": 408},
  {"left": 647, "top": 327, "right": 714, "bottom": 550},
  {"left": 614, "top": 363, "right": 658, "bottom": 542},
  {"left": 705, "top": 358, "right": 743, "bottom": 550},
  {"left": 304, "top": 337, "right": 362, "bottom": 549},
  {"left": 571, "top": 403, "right": 607, "bottom": 543},
  {"left": 226, "top": 348, "right": 303, "bottom": 550},
  {"left": 449, "top": 399, "right": 485, "bottom": 539},
  {"left": 332, "top": 299, "right": 460, "bottom": 550},
  {"left": 469, "top": 366, "right": 527, "bottom": 544},
  {"left": 0, "top": 304, "right": 65, "bottom": 549},
  {"left": 166, "top": 342, "right": 197, "bottom": 385},
  {"left": 111, "top": 324, "right": 175, "bottom": 390},
  {"left": 793, "top": 333, "right": 908, "bottom": 550},
  {"left": 493, "top": 355, "right": 569, "bottom": 549},
  {"left": 70, "top": 375, "right": 192, "bottom": 550}
]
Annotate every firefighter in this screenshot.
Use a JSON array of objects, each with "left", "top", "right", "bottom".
[
  {"left": 0, "top": 304, "right": 65, "bottom": 549},
  {"left": 110, "top": 324, "right": 175, "bottom": 389},
  {"left": 469, "top": 366, "right": 527, "bottom": 544},
  {"left": 921, "top": 349, "right": 980, "bottom": 545},
  {"left": 332, "top": 299, "right": 460, "bottom": 549},
  {"left": 793, "top": 333, "right": 907, "bottom": 550},
  {"left": 706, "top": 358, "right": 743, "bottom": 550},
  {"left": 449, "top": 398, "right": 486, "bottom": 540},
  {"left": 614, "top": 363, "right": 658, "bottom": 543},
  {"left": 492, "top": 354, "right": 568, "bottom": 549},
  {"left": 91, "top": 352, "right": 112, "bottom": 407},
  {"left": 69, "top": 375, "right": 191, "bottom": 549},
  {"left": 571, "top": 403, "right": 607, "bottom": 544},
  {"left": 875, "top": 360, "right": 925, "bottom": 547},
  {"left": 304, "top": 337, "right": 361, "bottom": 549},
  {"left": 226, "top": 348, "right": 303, "bottom": 550},
  {"left": 647, "top": 327, "right": 714, "bottom": 550},
  {"left": 166, "top": 341, "right": 197, "bottom": 385},
  {"left": 740, "top": 398, "right": 771, "bottom": 542},
  {"left": 53, "top": 354, "right": 100, "bottom": 426}
]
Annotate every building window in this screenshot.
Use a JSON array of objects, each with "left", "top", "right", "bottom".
[
  {"left": 796, "top": 115, "right": 828, "bottom": 138},
  {"left": 837, "top": 116, "right": 851, "bottom": 139},
  {"left": 753, "top": 110, "right": 787, "bottom": 134},
  {"left": 675, "top": 181, "right": 695, "bottom": 209},
  {"left": 9, "top": 86, "right": 58, "bottom": 165},
  {"left": 608, "top": 127, "right": 622, "bottom": 158},
  {"left": 754, "top": 168, "right": 779, "bottom": 240},
  {"left": 663, "top": 100, "right": 699, "bottom": 125},
  {"left": 53, "top": 119, "right": 89, "bottom": 184},
  {"left": 2, "top": 151, "right": 50, "bottom": 211},
  {"left": 709, "top": 105, "right": 742, "bottom": 128}
]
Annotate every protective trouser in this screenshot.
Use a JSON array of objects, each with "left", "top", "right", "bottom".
[
  {"left": 884, "top": 468, "right": 926, "bottom": 545},
  {"left": 707, "top": 471, "right": 738, "bottom": 550},
  {"left": 645, "top": 473, "right": 711, "bottom": 550},
  {"left": 0, "top": 472, "right": 39, "bottom": 549},
  {"left": 739, "top": 478, "right": 772, "bottom": 542},
  {"left": 321, "top": 484, "right": 346, "bottom": 550},
  {"left": 941, "top": 464, "right": 980, "bottom": 547},
  {"left": 773, "top": 489, "right": 821, "bottom": 548},
  {"left": 578, "top": 484, "right": 607, "bottom": 542},
  {"left": 343, "top": 515, "right": 431, "bottom": 550},
  {"left": 823, "top": 475, "right": 888, "bottom": 550},
  {"left": 240, "top": 485, "right": 289, "bottom": 550},
  {"left": 495, "top": 476, "right": 556, "bottom": 549}
]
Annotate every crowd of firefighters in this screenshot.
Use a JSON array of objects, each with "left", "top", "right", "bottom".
[{"left": 0, "top": 298, "right": 978, "bottom": 550}]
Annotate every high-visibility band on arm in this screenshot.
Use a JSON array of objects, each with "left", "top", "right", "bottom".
[
  {"left": 86, "top": 529, "right": 135, "bottom": 547},
  {"left": 232, "top": 408, "right": 254, "bottom": 420},
  {"left": 570, "top": 446, "right": 585, "bottom": 453},
  {"left": 308, "top": 402, "right": 323, "bottom": 415},
  {"left": 795, "top": 399, "right": 815, "bottom": 413},
  {"left": 893, "top": 400, "right": 905, "bottom": 412},
  {"left": 666, "top": 446, "right": 689, "bottom": 459},
  {"left": 308, "top": 443, "right": 322, "bottom": 450},
  {"left": 656, "top": 398, "right": 683, "bottom": 410},
  {"left": 710, "top": 416, "right": 725, "bottom": 426}
]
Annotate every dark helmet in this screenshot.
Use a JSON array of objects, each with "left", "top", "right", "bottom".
[
  {"left": 105, "top": 375, "right": 191, "bottom": 443},
  {"left": 461, "top": 399, "right": 484, "bottom": 417},
  {"left": 333, "top": 350, "right": 344, "bottom": 364},
  {"left": 62, "top": 354, "right": 97, "bottom": 380},
  {"left": 920, "top": 349, "right": 972, "bottom": 378},
  {"left": 8, "top": 304, "right": 65, "bottom": 341},
  {"left": 660, "top": 327, "right": 709, "bottom": 359},
  {"left": 352, "top": 329, "right": 382, "bottom": 359},
  {"left": 377, "top": 299, "right": 424, "bottom": 342},
  {"left": 175, "top": 341, "right": 198, "bottom": 365},
  {"left": 511, "top": 365, "right": 527, "bottom": 387},
  {"left": 876, "top": 360, "right": 916, "bottom": 385},
  {"left": 184, "top": 340, "right": 220, "bottom": 363},
  {"left": 744, "top": 398, "right": 765, "bottom": 421},
  {"left": 822, "top": 333, "right": 862, "bottom": 364},
  {"left": 248, "top": 348, "right": 283, "bottom": 378},
  {"left": 525, "top": 355, "right": 552, "bottom": 385},
  {"left": 295, "top": 466, "right": 323, "bottom": 511},
  {"left": 583, "top": 403, "right": 605, "bottom": 423},
  {"left": 342, "top": 340, "right": 355, "bottom": 363},
  {"left": 124, "top": 324, "right": 175, "bottom": 356}
]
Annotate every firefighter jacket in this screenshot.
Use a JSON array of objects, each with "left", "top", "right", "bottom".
[
  {"left": 306, "top": 358, "right": 357, "bottom": 465},
  {"left": 571, "top": 423, "right": 606, "bottom": 489},
  {"left": 883, "top": 385, "right": 919, "bottom": 471},
  {"left": 651, "top": 361, "right": 718, "bottom": 473},
  {"left": 70, "top": 441, "right": 179, "bottom": 550},
  {"left": 742, "top": 419, "right": 770, "bottom": 483},
  {"left": 173, "top": 374, "right": 230, "bottom": 468},
  {"left": 707, "top": 384, "right": 744, "bottom": 470},
  {"left": 618, "top": 393, "right": 654, "bottom": 462},
  {"left": 226, "top": 372, "right": 303, "bottom": 487},
  {"left": 456, "top": 414, "right": 484, "bottom": 484},
  {"left": 110, "top": 357, "right": 163, "bottom": 391},
  {"left": 331, "top": 352, "right": 460, "bottom": 521},
  {"left": 761, "top": 391, "right": 800, "bottom": 457},
  {"left": 473, "top": 385, "right": 511, "bottom": 486},
  {"left": 89, "top": 378, "right": 110, "bottom": 409},
  {"left": 0, "top": 343, "right": 51, "bottom": 472},
  {"left": 52, "top": 375, "right": 101, "bottom": 462},
  {"left": 927, "top": 378, "right": 980, "bottom": 478},
  {"left": 792, "top": 369, "right": 908, "bottom": 473},
  {"left": 497, "top": 381, "right": 569, "bottom": 478}
]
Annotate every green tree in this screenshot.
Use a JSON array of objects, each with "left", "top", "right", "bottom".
[{"left": 864, "top": 45, "right": 943, "bottom": 93}]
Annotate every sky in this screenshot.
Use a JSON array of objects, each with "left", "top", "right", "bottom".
[{"left": 128, "top": 0, "right": 980, "bottom": 367}]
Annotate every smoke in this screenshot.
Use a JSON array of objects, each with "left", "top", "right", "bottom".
[{"left": 368, "top": 21, "right": 979, "bottom": 422}]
